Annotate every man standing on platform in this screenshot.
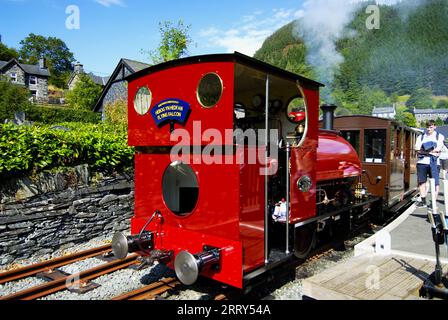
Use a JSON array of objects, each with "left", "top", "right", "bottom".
[{"left": 415, "top": 120, "right": 445, "bottom": 207}]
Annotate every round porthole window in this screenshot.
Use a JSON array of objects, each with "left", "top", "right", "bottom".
[
  {"left": 162, "top": 162, "right": 199, "bottom": 216},
  {"left": 134, "top": 86, "right": 152, "bottom": 115},
  {"left": 197, "top": 73, "right": 223, "bottom": 108}
]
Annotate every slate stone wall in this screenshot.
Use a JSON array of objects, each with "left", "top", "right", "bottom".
[{"left": 0, "top": 166, "right": 134, "bottom": 266}]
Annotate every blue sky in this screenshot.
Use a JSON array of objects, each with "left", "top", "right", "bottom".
[{"left": 0, "top": 0, "right": 307, "bottom": 76}]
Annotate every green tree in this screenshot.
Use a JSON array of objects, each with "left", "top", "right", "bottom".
[
  {"left": 147, "top": 20, "right": 192, "bottom": 64},
  {"left": 406, "top": 88, "right": 433, "bottom": 109},
  {"left": 65, "top": 74, "right": 102, "bottom": 111},
  {"left": 435, "top": 117, "right": 444, "bottom": 126},
  {"left": 437, "top": 99, "right": 448, "bottom": 109},
  {"left": 254, "top": 22, "right": 315, "bottom": 78},
  {"left": 19, "top": 33, "right": 75, "bottom": 88},
  {"left": 0, "top": 77, "right": 31, "bottom": 122},
  {"left": 0, "top": 43, "right": 19, "bottom": 61},
  {"left": 395, "top": 105, "right": 417, "bottom": 127},
  {"left": 357, "top": 86, "right": 390, "bottom": 115}
]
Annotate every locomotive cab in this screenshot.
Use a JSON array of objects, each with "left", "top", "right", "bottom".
[{"left": 111, "top": 52, "right": 367, "bottom": 289}]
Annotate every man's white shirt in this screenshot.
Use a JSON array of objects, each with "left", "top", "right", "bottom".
[{"left": 415, "top": 131, "right": 445, "bottom": 165}]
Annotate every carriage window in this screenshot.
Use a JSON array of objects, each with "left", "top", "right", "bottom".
[
  {"left": 364, "top": 129, "right": 386, "bottom": 163},
  {"left": 134, "top": 86, "right": 152, "bottom": 115},
  {"left": 341, "top": 130, "right": 360, "bottom": 156},
  {"left": 162, "top": 162, "right": 199, "bottom": 216},
  {"left": 197, "top": 73, "right": 223, "bottom": 108}
]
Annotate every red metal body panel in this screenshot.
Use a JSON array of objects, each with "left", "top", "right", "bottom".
[
  {"left": 289, "top": 86, "right": 319, "bottom": 223},
  {"left": 132, "top": 148, "right": 268, "bottom": 287},
  {"left": 128, "top": 62, "right": 234, "bottom": 147},
  {"left": 132, "top": 153, "right": 244, "bottom": 287},
  {"left": 316, "top": 130, "right": 362, "bottom": 182},
  {"left": 238, "top": 146, "right": 265, "bottom": 273}
]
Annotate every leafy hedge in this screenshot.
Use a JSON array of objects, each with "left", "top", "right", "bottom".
[
  {"left": 24, "top": 105, "right": 101, "bottom": 124},
  {"left": 0, "top": 122, "right": 134, "bottom": 179}
]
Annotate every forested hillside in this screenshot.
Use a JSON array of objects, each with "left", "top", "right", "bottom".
[{"left": 254, "top": 0, "right": 448, "bottom": 122}]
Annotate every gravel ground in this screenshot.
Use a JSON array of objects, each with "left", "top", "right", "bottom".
[
  {"left": 0, "top": 277, "right": 47, "bottom": 297},
  {"left": 0, "top": 235, "right": 116, "bottom": 298},
  {"left": 40, "top": 263, "right": 175, "bottom": 300}
]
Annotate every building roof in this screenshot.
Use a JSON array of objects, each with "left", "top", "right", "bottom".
[
  {"left": 86, "top": 72, "right": 110, "bottom": 86},
  {"left": 122, "top": 59, "right": 151, "bottom": 73},
  {"left": 0, "top": 59, "right": 50, "bottom": 77},
  {"left": 93, "top": 58, "right": 151, "bottom": 112},
  {"left": 372, "top": 105, "right": 396, "bottom": 114},
  {"left": 413, "top": 108, "right": 448, "bottom": 114}
]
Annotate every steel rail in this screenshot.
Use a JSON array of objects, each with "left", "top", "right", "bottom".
[
  {"left": 0, "top": 254, "right": 138, "bottom": 300},
  {"left": 0, "top": 244, "right": 112, "bottom": 285},
  {"left": 112, "top": 277, "right": 180, "bottom": 300}
]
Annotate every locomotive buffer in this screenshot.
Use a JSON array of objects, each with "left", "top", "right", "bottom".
[{"left": 420, "top": 176, "right": 448, "bottom": 299}]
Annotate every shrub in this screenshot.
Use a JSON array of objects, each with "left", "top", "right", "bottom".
[
  {"left": 65, "top": 74, "right": 103, "bottom": 111},
  {"left": 104, "top": 99, "right": 128, "bottom": 126},
  {"left": 0, "top": 122, "right": 134, "bottom": 179},
  {"left": 24, "top": 105, "right": 101, "bottom": 124},
  {"left": 0, "top": 77, "right": 31, "bottom": 122}
]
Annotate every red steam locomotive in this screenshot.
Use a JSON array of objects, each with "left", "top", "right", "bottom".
[{"left": 111, "top": 52, "right": 378, "bottom": 289}]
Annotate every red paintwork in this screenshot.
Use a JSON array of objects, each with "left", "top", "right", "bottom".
[
  {"left": 132, "top": 152, "right": 243, "bottom": 287},
  {"left": 289, "top": 86, "right": 319, "bottom": 223},
  {"left": 128, "top": 62, "right": 234, "bottom": 147},
  {"left": 126, "top": 56, "right": 362, "bottom": 288},
  {"left": 288, "top": 111, "right": 306, "bottom": 123},
  {"left": 316, "top": 130, "right": 362, "bottom": 182}
]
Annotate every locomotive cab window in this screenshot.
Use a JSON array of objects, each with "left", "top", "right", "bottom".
[
  {"left": 134, "top": 86, "right": 152, "bottom": 115},
  {"left": 233, "top": 63, "right": 308, "bottom": 148},
  {"left": 197, "top": 73, "right": 223, "bottom": 108},
  {"left": 162, "top": 162, "right": 199, "bottom": 216},
  {"left": 364, "top": 129, "right": 386, "bottom": 163}
]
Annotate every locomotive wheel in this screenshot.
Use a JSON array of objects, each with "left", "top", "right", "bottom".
[{"left": 294, "top": 224, "right": 316, "bottom": 259}]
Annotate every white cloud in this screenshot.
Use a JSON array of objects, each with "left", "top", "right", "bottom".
[
  {"left": 199, "top": 8, "right": 298, "bottom": 56},
  {"left": 94, "top": 0, "right": 125, "bottom": 7}
]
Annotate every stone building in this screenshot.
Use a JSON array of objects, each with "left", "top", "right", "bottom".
[
  {"left": 412, "top": 108, "right": 448, "bottom": 124},
  {"left": 372, "top": 105, "right": 396, "bottom": 119},
  {"left": 67, "top": 63, "right": 109, "bottom": 90},
  {"left": 92, "top": 58, "right": 151, "bottom": 119},
  {"left": 0, "top": 58, "right": 50, "bottom": 103}
]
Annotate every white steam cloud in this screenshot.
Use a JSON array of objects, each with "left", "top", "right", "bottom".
[
  {"left": 293, "top": 0, "right": 427, "bottom": 102},
  {"left": 294, "top": 0, "right": 360, "bottom": 102}
]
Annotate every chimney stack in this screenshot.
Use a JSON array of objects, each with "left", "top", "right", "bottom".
[
  {"left": 320, "top": 104, "right": 337, "bottom": 131},
  {"left": 74, "top": 62, "right": 84, "bottom": 74},
  {"left": 39, "top": 57, "right": 46, "bottom": 69}
]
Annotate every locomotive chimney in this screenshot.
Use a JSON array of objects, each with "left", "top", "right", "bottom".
[{"left": 320, "top": 104, "right": 337, "bottom": 131}]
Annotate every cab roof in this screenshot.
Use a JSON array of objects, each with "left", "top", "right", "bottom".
[{"left": 126, "top": 51, "right": 325, "bottom": 89}]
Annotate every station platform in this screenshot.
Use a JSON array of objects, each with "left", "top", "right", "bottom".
[{"left": 302, "top": 194, "right": 448, "bottom": 300}]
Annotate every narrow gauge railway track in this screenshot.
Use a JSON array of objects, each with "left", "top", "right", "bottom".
[
  {"left": 0, "top": 254, "right": 138, "bottom": 300},
  {"left": 112, "top": 277, "right": 180, "bottom": 300},
  {"left": 0, "top": 244, "right": 112, "bottom": 285},
  {"left": 112, "top": 277, "right": 231, "bottom": 301}
]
